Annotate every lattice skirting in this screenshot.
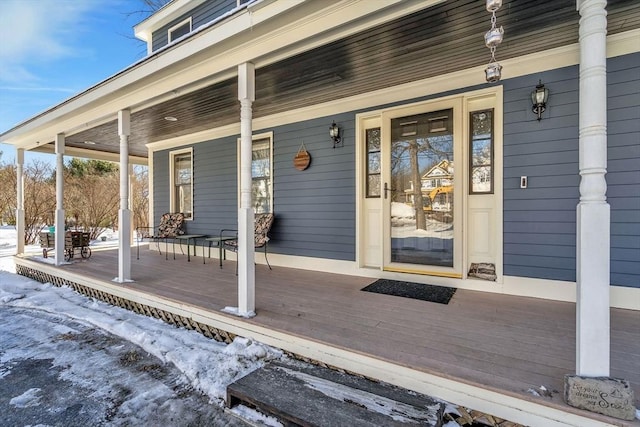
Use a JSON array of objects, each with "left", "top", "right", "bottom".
[{"left": 15, "top": 264, "right": 237, "bottom": 344}]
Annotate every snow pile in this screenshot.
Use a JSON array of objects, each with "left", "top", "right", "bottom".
[
  {"left": 391, "top": 202, "right": 416, "bottom": 219},
  {"left": 0, "top": 272, "right": 283, "bottom": 404}
]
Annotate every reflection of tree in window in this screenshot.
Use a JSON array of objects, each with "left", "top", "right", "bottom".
[
  {"left": 391, "top": 110, "right": 453, "bottom": 230},
  {"left": 366, "top": 128, "right": 381, "bottom": 197},
  {"left": 252, "top": 139, "right": 271, "bottom": 213},
  {"left": 470, "top": 110, "right": 493, "bottom": 194},
  {"left": 174, "top": 153, "right": 192, "bottom": 218}
]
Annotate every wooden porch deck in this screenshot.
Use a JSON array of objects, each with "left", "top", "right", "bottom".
[{"left": 16, "top": 246, "right": 640, "bottom": 426}]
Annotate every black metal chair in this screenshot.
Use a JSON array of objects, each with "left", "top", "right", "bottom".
[
  {"left": 220, "top": 213, "right": 275, "bottom": 271},
  {"left": 136, "top": 212, "right": 186, "bottom": 260}
]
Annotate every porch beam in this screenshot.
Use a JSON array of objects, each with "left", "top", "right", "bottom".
[
  {"left": 576, "top": 0, "right": 610, "bottom": 376},
  {"left": 237, "top": 62, "right": 256, "bottom": 317},
  {"left": 54, "top": 134, "right": 65, "bottom": 265},
  {"left": 117, "top": 109, "right": 132, "bottom": 282},
  {"left": 15, "top": 148, "right": 25, "bottom": 255}
]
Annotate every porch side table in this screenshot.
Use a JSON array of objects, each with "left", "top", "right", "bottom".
[
  {"left": 205, "top": 236, "right": 236, "bottom": 267},
  {"left": 174, "top": 234, "right": 205, "bottom": 262}
]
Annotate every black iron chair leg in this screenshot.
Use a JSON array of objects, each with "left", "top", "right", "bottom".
[{"left": 264, "top": 244, "right": 272, "bottom": 270}]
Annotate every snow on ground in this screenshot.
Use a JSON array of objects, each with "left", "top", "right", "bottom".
[
  {"left": 0, "top": 226, "right": 284, "bottom": 425},
  {"left": 0, "top": 276, "right": 283, "bottom": 402},
  {"left": 390, "top": 202, "right": 453, "bottom": 239}
]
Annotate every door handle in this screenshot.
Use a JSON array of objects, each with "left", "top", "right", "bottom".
[{"left": 384, "top": 182, "right": 395, "bottom": 199}]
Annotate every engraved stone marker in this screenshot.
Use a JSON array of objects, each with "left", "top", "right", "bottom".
[{"left": 564, "top": 375, "right": 636, "bottom": 420}]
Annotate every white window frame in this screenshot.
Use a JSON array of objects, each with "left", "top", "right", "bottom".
[
  {"left": 169, "top": 147, "right": 193, "bottom": 220},
  {"left": 168, "top": 17, "right": 192, "bottom": 43},
  {"left": 237, "top": 132, "right": 274, "bottom": 214}
]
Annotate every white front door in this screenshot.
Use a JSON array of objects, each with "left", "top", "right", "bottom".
[
  {"left": 358, "top": 89, "right": 502, "bottom": 281},
  {"left": 381, "top": 98, "right": 463, "bottom": 277}
]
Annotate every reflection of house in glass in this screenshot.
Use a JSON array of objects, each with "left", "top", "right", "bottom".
[{"left": 404, "top": 159, "right": 453, "bottom": 218}]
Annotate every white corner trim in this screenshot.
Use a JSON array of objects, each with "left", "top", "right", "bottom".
[{"left": 147, "top": 145, "right": 155, "bottom": 233}]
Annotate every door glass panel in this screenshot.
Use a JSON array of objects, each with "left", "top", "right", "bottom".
[
  {"left": 470, "top": 109, "right": 493, "bottom": 194},
  {"left": 366, "top": 128, "right": 381, "bottom": 197},
  {"left": 390, "top": 109, "right": 454, "bottom": 267}
]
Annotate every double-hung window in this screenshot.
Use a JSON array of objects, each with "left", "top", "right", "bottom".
[
  {"left": 250, "top": 136, "right": 272, "bottom": 214},
  {"left": 170, "top": 148, "right": 193, "bottom": 219},
  {"left": 238, "top": 133, "right": 273, "bottom": 214}
]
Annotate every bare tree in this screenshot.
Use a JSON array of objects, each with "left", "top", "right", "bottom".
[
  {"left": 2, "top": 161, "right": 56, "bottom": 244},
  {"left": 131, "top": 165, "right": 149, "bottom": 230},
  {"left": 64, "top": 160, "right": 120, "bottom": 240},
  {"left": 408, "top": 139, "right": 427, "bottom": 230},
  {"left": 0, "top": 163, "right": 15, "bottom": 225}
]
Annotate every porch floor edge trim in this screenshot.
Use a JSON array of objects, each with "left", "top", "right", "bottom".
[{"left": 12, "top": 257, "right": 619, "bottom": 427}]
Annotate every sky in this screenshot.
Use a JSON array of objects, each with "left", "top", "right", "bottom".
[{"left": 0, "top": 0, "right": 155, "bottom": 165}]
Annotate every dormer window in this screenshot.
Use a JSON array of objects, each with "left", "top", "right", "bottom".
[{"left": 168, "top": 17, "right": 192, "bottom": 43}]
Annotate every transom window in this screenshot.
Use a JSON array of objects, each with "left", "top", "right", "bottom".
[
  {"left": 170, "top": 148, "right": 193, "bottom": 219},
  {"left": 168, "top": 18, "right": 192, "bottom": 43}
]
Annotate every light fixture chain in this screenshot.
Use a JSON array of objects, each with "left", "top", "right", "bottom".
[{"left": 484, "top": 0, "right": 503, "bottom": 82}]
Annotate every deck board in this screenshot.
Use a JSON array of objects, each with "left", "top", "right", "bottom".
[{"left": 30, "top": 246, "right": 640, "bottom": 424}]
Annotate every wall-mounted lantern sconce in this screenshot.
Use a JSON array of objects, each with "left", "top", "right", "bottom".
[
  {"left": 330, "top": 121, "right": 342, "bottom": 148},
  {"left": 531, "top": 80, "right": 549, "bottom": 121}
]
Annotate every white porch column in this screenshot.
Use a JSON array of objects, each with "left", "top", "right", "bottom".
[
  {"left": 576, "top": 0, "right": 610, "bottom": 377},
  {"left": 54, "top": 134, "right": 65, "bottom": 265},
  {"left": 15, "top": 148, "right": 25, "bottom": 255},
  {"left": 237, "top": 62, "right": 256, "bottom": 316},
  {"left": 117, "top": 109, "right": 132, "bottom": 282}
]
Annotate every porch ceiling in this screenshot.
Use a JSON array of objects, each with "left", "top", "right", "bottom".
[{"left": 33, "top": 0, "right": 640, "bottom": 158}]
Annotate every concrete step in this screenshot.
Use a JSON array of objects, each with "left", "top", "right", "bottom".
[{"left": 226, "top": 360, "right": 444, "bottom": 426}]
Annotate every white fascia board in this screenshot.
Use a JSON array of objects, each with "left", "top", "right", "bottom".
[
  {"left": 3, "top": 0, "right": 427, "bottom": 150},
  {"left": 134, "top": 0, "right": 207, "bottom": 42}
]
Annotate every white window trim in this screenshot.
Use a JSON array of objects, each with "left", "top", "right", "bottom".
[
  {"left": 169, "top": 147, "right": 194, "bottom": 220},
  {"left": 237, "top": 131, "right": 274, "bottom": 213},
  {"left": 168, "top": 17, "right": 192, "bottom": 43}
]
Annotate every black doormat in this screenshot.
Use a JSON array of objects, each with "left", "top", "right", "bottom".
[{"left": 361, "top": 279, "right": 456, "bottom": 305}]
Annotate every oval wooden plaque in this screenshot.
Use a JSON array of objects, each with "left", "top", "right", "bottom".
[{"left": 294, "top": 150, "right": 311, "bottom": 171}]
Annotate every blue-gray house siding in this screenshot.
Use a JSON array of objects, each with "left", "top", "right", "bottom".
[
  {"left": 607, "top": 53, "right": 640, "bottom": 287},
  {"left": 153, "top": 113, "right": 356, "bottom": 262},
  {"left": 502, "top": 66, "right": 580, "bottom": 283},
  {"left": 503, "top": 53, "right": 640, "bottom": 288},
  {"left": 153, "top": 52, "right": 639, "bottom": 288}
]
